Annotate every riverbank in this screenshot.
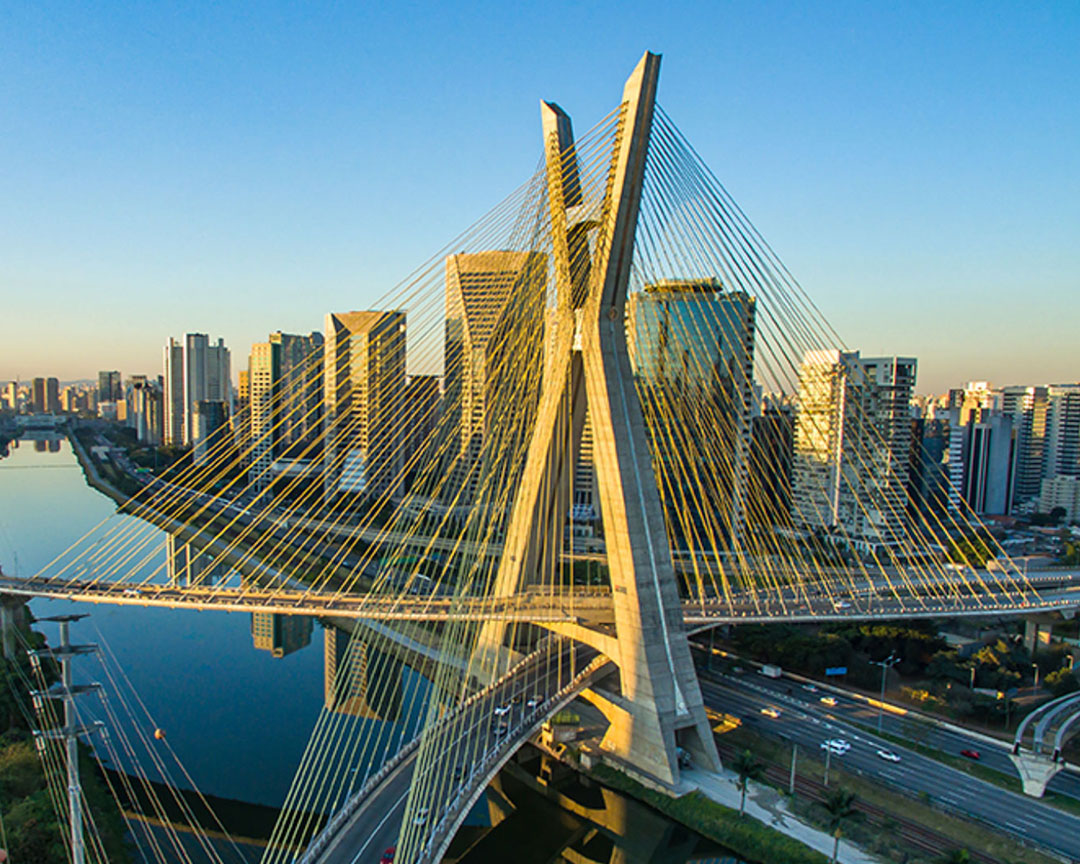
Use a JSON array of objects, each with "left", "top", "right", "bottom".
[{"left": 68, "top": 428, "right": 128, "bottom": 505}]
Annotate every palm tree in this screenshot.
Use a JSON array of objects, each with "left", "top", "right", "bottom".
[
  {"left": 936, "top": 851, "right": 970, "bottom": 864},
  {"left": 822, "top": 787, "right": 860, "bottom": 863},
  {"left": 731, "top": 749, "right": 765, "bottom": 815}
]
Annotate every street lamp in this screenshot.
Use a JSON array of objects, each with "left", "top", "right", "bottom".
[
  {"left": 1033, "top": 663, "right": 1040, "bottom": 691},
  {"left": 872, "top": 652, "right": 900, "bottom": 733}
]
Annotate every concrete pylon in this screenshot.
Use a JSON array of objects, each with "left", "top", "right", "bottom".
[
  {"left": 1008, "top": 751, "right": 1063, "bottom": 797},
  {"left": 480, "top": 51, "right": 720, "bottom": 786}
]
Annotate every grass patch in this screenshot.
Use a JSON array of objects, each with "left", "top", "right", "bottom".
[
  {"left": 589, "top": 763, "right": 827, "bottom": 864},
  {"left": 720, "top": 725, "right": 1061, "bottom": 864}
]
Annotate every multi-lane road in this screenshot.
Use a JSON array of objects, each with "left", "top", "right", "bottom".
[{"left": 702, "top": 669, "right": 1080, "bottom": 861}]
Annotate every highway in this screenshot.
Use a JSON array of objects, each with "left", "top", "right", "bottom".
[
  {"left": 701, "top": 670, "right": 1080, "bottom": 861},
  {"left": 722, "top": 668, "right": 1080, "bottom": 801}
]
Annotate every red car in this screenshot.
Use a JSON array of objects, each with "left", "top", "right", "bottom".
[
  {"left": 379, "top": 847, "right": 396, "bottom": 864},
  {"left": 960, "top": 749, "right": 980, "bottom": 760}
]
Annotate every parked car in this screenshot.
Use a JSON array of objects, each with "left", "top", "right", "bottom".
[
  {"left": 960, "top": 749, "right": 981, "bottom": 760},
  {"left": 876, "top": 749, "right": 901, "bottom": 763}
]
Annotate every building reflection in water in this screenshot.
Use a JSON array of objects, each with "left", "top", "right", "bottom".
[
  {"left": 449, "top": 749, "right": 744, "bottom": 864},
  {"left": 165, "top": 534, "right": 226, "bottom": 588},
  {"left": 324, "top": 627, "right": 403, "bottom": 722},
  {"left": 251, "top": 613, "right": 313, "bottom": 658}
]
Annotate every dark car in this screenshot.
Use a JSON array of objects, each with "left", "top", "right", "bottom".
[{"left": 960, "top": 749, "right": 980, "bottom": 760}]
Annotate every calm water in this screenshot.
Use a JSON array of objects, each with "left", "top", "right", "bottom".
[
  {"left": 0, "top": 434, "right": 746, "bottom": 863},
  {"left": 0, "top": 436, "right": 327, "bottom": 806}
]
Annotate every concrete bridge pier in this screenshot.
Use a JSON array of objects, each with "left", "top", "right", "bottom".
[
  {"left": 0, "top": 595, "right": 26, "bottom": 662},
  {"left": 1008, "top": 751, "right": 1063, "bottom": 797}
]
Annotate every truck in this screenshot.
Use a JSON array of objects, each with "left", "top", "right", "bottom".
[{"left": 760, "top": 664, "right": 782, "bottom": 679}]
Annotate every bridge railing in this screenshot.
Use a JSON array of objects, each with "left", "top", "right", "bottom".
[
  {"left": 416, "top": 652, "right": 609, "bottom": 864},
  {"left": 298, "top": 635, "right": 569, "bottom": 863}
]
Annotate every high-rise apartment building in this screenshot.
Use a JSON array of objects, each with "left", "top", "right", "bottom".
[
  {"left": 998, "top": 385, "right": 1049, "bottom": 508},
  {"left": 248, "top": 340, "right": 280, "bottom": 482},
  {"left": 98, "top": 370, "right": 122, "bottom": 404},
  {"left": 45, "top": 377, "right": 59, "bottom": 414},
  {"left": 627, "top": 279, "right": 756, "bottom": 550},
  {"left": 130, "top": 377, "right": 163, "bottom": 445},
  {"left": 163, "top": 338, "right": 185, "bottom": 446},
  {"left": 444, "top": 251, "right": 546, "bottom": 500},
  {"left": 1045, "top": 384, "right": 1080, "bottom": 480},
  {"left": 31, "top": 378, "right": 48, "bottom": 413},
  {"left": 192, "top": 400, "right": 229, "bottom": 466},
  {"left": 792, "top": 350, "right": 917, "bottom": 545},
  {"left": 269, "top": 331, "right": 324, "bottom": 458},
  {"left": 183, "top": 334, "right": 231, "bottom": 445},
  {"left": 324, "top": 311, "right": 407, "bottom": 497}
]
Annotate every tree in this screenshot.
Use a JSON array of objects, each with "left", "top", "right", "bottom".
[
  {"left": 936, "top": 850, "right": 970, "bottom": 864},
  {"left": 731, "top": 749, "right": 765, "bottom": 815},
  {"left": 822, "top": 787, "right": 861, "bottom": 863}
]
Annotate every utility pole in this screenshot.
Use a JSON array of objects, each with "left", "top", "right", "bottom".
[
  {"left": 29, "top": 614, "right": 102, "bottom": 864},
  {"left": 872, "top": 652, "right": 900, "bottom": 734},
  {"left": 789, "top": 743, "right": 798, "bottom": 795},
  {"left": 823, "top": 745, "right": 831, "bottom": 787}
]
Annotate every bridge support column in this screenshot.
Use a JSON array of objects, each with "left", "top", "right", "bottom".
[
  {"left": 1024, "top": 616, "right": 1055, "bottom": 656},
  {"left": 0, "top": 596, "right": 26, "bottom": 662},
  {"left": 481, "top": 53, "right": 719, "bottom": 788},
  {"left": 1008, "top": 751, "right": 1063, "bottom": 797}
]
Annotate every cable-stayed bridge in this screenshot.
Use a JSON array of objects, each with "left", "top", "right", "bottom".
[{"left": 10, "top": 52, "right": 1076, "bottom": 864}]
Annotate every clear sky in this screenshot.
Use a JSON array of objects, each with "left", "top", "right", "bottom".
[{"left": 2, "top": 1, "right": 1077, "bottom": 393}]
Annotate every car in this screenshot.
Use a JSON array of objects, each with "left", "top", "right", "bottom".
[
  {"left": 960, "top": 749, "right": 980, "bottom": 760},
  {"left": 494, "top": 703, "right": 511, "bottom": 716},
  {"left": 820, "top": 738, "right": 851, "bottom": 755},
  {"left": 760, "top": 707, "right": 781, "bottom": 718},
  {"left": 379, "top": 847, "right": 396, "bottom": 864},
  {"left": 526, "top": 695, "right": 543, "bottom": 709},
  {"left": 496, "top": 720, "right": 509, "bottom": 735},
  {"left": 802, "top": 684, "right": 818, "bottom": 693},
  {"left": 876, "top": 749, "right": 901, "bottom": 763},
  {"left": 832, "top": 600, "right": 852, "bottom": 610},
  {"left": 413, "top": 807, "right": 429, "bottom": 826},
  {"left": 820, "top": 696, "right": 837, "bottom": 707}
]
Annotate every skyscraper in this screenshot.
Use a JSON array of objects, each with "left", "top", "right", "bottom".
[
  {"left": 998, "top": 385, "right": 1049, "bottom": 508},
  {"left": 45, "top": 377, "right": 59, "bottom": 414},
  {"left": 163, "top": 338, "right": 185, "bottom": 446},
  {"left": 1045, "top": 384, "right": 1080, "bottom": 480},
  {"left": 324, "top": 311, "right": 407, "bottom": 497},
  {"left": 98, "top": 370, "right": 122, "bottom": 403},
  {"left": 443, "top": 251, "right": 546, "bottom": 500},
  {"left": 792, "top": 350, "right": 917, "bottom": 546},
  {"left": 248, "top": 340, "right": 280, "bottom": 482},
  {"left": 183, "top": 334, "right": 231, "bottom": 445},
  {"left": 192, "top": 400, "right": 230, "bottom": 466},
  {"left": 269, "top": 331, "right": 324, "bottom": 459},
  {"left": 31, "top": 378, "right": 46, "bottom": 413},
  {"left": 627, "top": 279, "right": 757, "bottom": 550}
]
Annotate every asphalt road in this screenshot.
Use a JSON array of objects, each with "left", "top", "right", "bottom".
[
  {"left": 702, "top": 671, "right": 1080, "bottom": 861},
  {"left": 316, "top": 644, "right": 584, "bottom": 864},
  {"left": 724, "top": 668, "right": 1080, "bottom": 801}
]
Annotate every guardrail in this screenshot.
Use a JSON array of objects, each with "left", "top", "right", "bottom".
[
  {"left": 417, "top": 652, "right": 609, "bottom": 864},
  {"left": 298, "top": 636, "right": 570, "bottom": 863}
]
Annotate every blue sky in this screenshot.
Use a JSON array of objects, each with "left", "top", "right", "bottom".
[{"left": 2, "top": 1, "right": 1077, "bottom": 392}]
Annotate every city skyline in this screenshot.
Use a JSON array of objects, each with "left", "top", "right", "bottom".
[{"left": 2, "top": 3, "right": 1078, "bottom": 391}]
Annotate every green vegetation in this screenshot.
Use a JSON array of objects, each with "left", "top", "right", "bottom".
[
  {"left": 725, "top": 620, "right": 1079, "bottom": 725},
  {"left": 0, "top": 608, "right": 130, "bottom": 862},
  {"left": 820, "top": 788, "right": 860, "bottom": 863},
  {"left": 731, "top": 749, "right": 765, "bottom": 815},
  {"left": 589, "top": 763, "right": 828, "bottom": 864}
]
